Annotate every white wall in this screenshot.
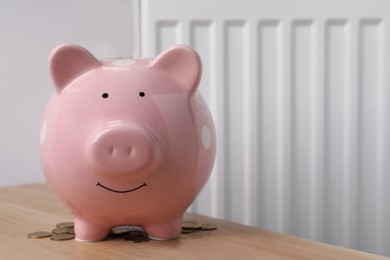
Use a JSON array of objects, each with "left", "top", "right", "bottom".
[{"left": 0, "top": 0, "right": 134, "bottom": 187}]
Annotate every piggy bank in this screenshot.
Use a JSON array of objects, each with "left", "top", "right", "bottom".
[{"left": 39, "top": 43, "right": 216, "bottom": 241}]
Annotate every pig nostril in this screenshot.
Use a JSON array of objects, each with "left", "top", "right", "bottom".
[
  {"left": 109, "top": 146, "right": 114, "bottom": 155},
  {"left": 127, "top": 146, "right": 133, "bottom": 156}
]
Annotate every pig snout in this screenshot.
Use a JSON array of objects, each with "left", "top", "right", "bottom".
[{"left": 88, "top": 123, "right": 160, "bottom": 176}]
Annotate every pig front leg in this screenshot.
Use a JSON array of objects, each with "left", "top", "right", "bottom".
[
  {"left": 144, "top": 217, "right": 182, "bottom": 240},
  {"left": 74, "top": 218, "right": 111, "bottom": 242}
]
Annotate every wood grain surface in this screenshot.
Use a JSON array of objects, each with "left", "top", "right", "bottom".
[{"left": 0, "top": 184, "right": 387, "bottom": 259}]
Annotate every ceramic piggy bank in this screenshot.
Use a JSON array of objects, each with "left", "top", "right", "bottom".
[{"left": 39, "top": 43, "right": 216, "bottom": 241}]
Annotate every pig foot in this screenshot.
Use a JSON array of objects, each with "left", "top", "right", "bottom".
[
  {"left": 74, "top": 218, "right": 111, "bottom": 242},
  {"left": 144, "top": 218, "right": 182, "bottom": 240}
]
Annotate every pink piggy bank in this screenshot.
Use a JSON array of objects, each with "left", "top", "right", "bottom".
[{"left": 39, "top": 43, "right": 216, "bottom": 241}]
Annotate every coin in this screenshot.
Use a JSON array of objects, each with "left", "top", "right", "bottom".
[
  {"left": 66, "top": 227, "right": 75, "bottom": 234},
  {"left": 111, "top": 226, "right": 130, "bottom": 235},
  {"left": 182, "top": 221, "right": 203, "bottom": 230},
  {"left": 50, "top": 233, "right": 75, "bottom": 241},
  {"left": 124, "top": 234, "right": 150, "bottom": 243},
  {"left": 201, "top": 224, "right": 217, "bottom": 231},
  {"left": 51, "top": 228, "right": 69, "bottom": 234},
  {"left": 27, "top": 231, "right": 52, "bottom": 238},
  {"left": 110, "top": 226, "right": 144, "bottom": 236},
  {"left": 181, "top": 228, "right": 196, "bottom": 234},
  {"left": 128, "top": 230, "right": 145, "bottom": 237},
  {"left": 56, "top": 222, "right": 74, "bottom": 228}
]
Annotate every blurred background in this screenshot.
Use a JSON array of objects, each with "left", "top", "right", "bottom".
[
  {"left": 0, "top": 0, "right": 134, "bottom": 185},
  {"left": 1, "top": 0, "right": 389, "bottom": 257}
]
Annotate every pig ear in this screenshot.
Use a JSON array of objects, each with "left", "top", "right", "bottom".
[
  {"left": 49, "top": 44, "right": 101, "bottom": 93},
  {"left": 150, "top": 45, "right": 202, "bottom": 95}
]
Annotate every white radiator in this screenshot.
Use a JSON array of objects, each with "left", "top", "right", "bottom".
[{"left": 135, "top": 0, "right": 390, "bottom": 256}]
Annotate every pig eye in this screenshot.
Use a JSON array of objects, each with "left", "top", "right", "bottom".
[
  {"left": 139, "top": 92, "right": 145, "bottom": 97},
  {"left": 102, "top": 93, "right": 109, "bottom": 98}
]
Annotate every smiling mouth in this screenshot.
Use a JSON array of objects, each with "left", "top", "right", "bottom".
[{"left": 96, "top": 182, "right": 147, "bottom": 193}]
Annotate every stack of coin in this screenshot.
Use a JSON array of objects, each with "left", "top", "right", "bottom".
[
  {"left": 109, "top": 226, "right": 150, "bottom": 243},
  {"left": 124, "top": 232, "right": 150, "bottom": 243},
  {"left": 181, "top": 220, "right": 217, "bottom": 234},
  {"left": 27, "top": 221, "right": 75, "bottom": 241},
  {"left": 109, "top": 225, "right": 144, "bottom": 236}
]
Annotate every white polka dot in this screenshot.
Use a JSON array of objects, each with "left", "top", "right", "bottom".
[
  {"left": 40, "top": 120, "right": 47, "bottom": 144},
  {"left": 112, "top": 59, "right": 136, "bottom": 67},
  {"left": 202, "top": 125, "right": 211, "bottom": 150}
]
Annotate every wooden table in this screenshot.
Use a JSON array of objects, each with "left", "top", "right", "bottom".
[{"left": 0, "top": 184, "right": 387, "bottom": 259}]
